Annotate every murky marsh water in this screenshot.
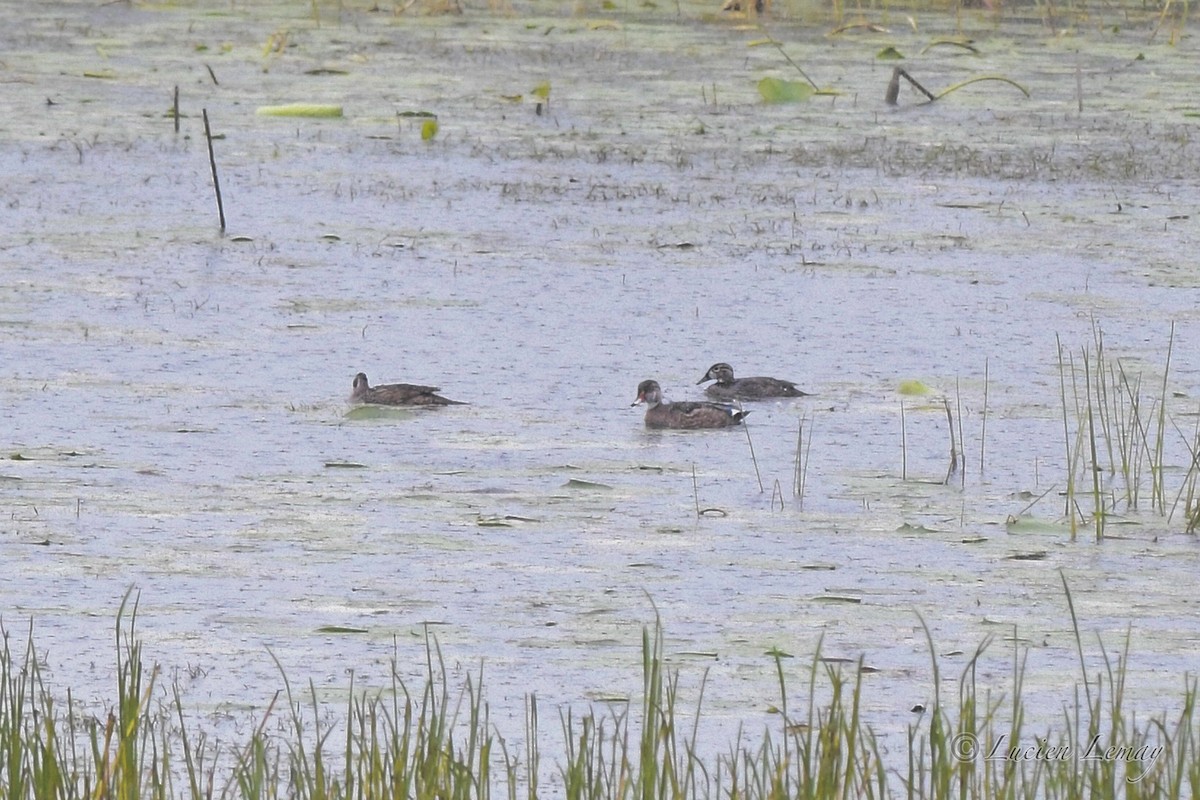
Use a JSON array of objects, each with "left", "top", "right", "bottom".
[{"left": 2, "top": 0, "right": 1200, "bottom": 772}]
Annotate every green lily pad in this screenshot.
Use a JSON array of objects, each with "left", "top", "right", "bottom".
[{"left": 757, "top": 77, "right": 815, "bottom": 104}]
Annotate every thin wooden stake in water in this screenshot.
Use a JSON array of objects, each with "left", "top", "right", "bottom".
[
  {"left": 900, "top": 401, "right": 908, "bottom": 481},
  {"left": 692, "top": 463, "right": 700, "bottom": 518},
  {"left": 202, "top": 108, "right": 226, "bottom": 233},
  {"left": 172, "top": 85, "right": 179, "bottom": 134}
]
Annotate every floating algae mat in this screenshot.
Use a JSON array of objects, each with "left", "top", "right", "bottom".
[{"left": 256, "top": 103, "right": 344, "bottom": 118}]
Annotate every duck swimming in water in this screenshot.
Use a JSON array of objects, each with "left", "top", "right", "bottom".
[
  {"left": 632, "top": 379, "right": 749, "bottom": 429},
  {"left": 696, "top": 362, "right": 810, "bottom": 401},
  {"left": 350, "top": 372, "right": 465, "bottom": 406}
]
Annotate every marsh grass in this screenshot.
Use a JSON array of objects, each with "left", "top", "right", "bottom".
[
  {"left": 1171, "top": 411, "right": 1200, "bottom": 533},
  {"left": 1, "top": 585, "right": 1197, "bottom": 799},
  {"left": 792, "top": 415, "right": 812, "bottom": 509},
  {"left": 1056, "top": 324, "right": 1178, "bottom": 540},
  {"left": 897, "top": 394, "right": 963, "bottom": 487}
]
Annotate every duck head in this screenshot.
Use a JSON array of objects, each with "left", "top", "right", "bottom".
[
  {"left": 632, "top": 380, "right": 663, "bottom": 408},
  {"left": 697, "top": 362, "right": 736, "bottom": 385}
]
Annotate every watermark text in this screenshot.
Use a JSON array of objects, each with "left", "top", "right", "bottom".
[{"left": 950, "top": 732, "right": 1162, "bottom": 784}]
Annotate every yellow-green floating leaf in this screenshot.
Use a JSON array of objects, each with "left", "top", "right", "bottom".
[
  {"left": 898, "top": 379, "right": 933, "bottom": 396},
  {"left": 757, "top": 77, "right": 815, "bottom": 104},
  {"left": 876, "top": 46, "right": 904, "bottom": 60},
  {"left": 421, "top": 118, "right": 438, "bottom": 140},
  {"left": 256, "top": 103, "right": 344, "bottom": 118}
]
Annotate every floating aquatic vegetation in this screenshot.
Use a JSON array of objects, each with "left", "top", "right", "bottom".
[
  {"left": 757, "top": 76, "right": 815, "bottom": 103},
  {"left": 255, "top": 103, "right": 344, "bottom": 117}
]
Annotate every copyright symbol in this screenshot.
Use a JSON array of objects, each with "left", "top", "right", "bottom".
[{"left": 951, "top": 732, "right": 979, "bottom": 762}]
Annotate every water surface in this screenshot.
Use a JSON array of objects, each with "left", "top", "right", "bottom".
[{"left": 2, "top": 0, "right": 1199, "bottom": 777}]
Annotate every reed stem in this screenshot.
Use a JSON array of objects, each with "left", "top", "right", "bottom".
[
  {"left": 202, "top": 108, "right": 226, "bottom": 233},
  {"left": 743, "top": 417, "right": 764, "bottom": 493}
]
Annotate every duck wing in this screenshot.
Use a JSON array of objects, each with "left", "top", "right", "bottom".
[
  {"left": 669, "top": 400, "right": 748, "bottom": 428},
  {"left": 367, "top": 383, "right": 464, "bottom": 406},
  {"left": 732, "top": 376, "right": 812, "bottom": 399},
  {"left": 702, "top": 382, "right": 739, "bottom": 401}
]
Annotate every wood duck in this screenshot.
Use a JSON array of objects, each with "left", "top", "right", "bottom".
[
  {"left": 696, "top": 362, "right": 810, "bottom": 401},
  {"left": 349, "top": 372, "right": 465, "bottom": 406},
  {"left": 632, "top": 379, "right": 749, "bottom": 429}
]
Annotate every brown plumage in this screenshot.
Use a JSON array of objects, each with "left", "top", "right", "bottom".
[
  {"left": 349, "top": 372, "right": 465, "bottom": 406},
  {"left": 696, "top": 362, "right": 810, "bottom": 401},
  {"left": 631, "top": 379, "right": 749, "bottom": 429}
]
